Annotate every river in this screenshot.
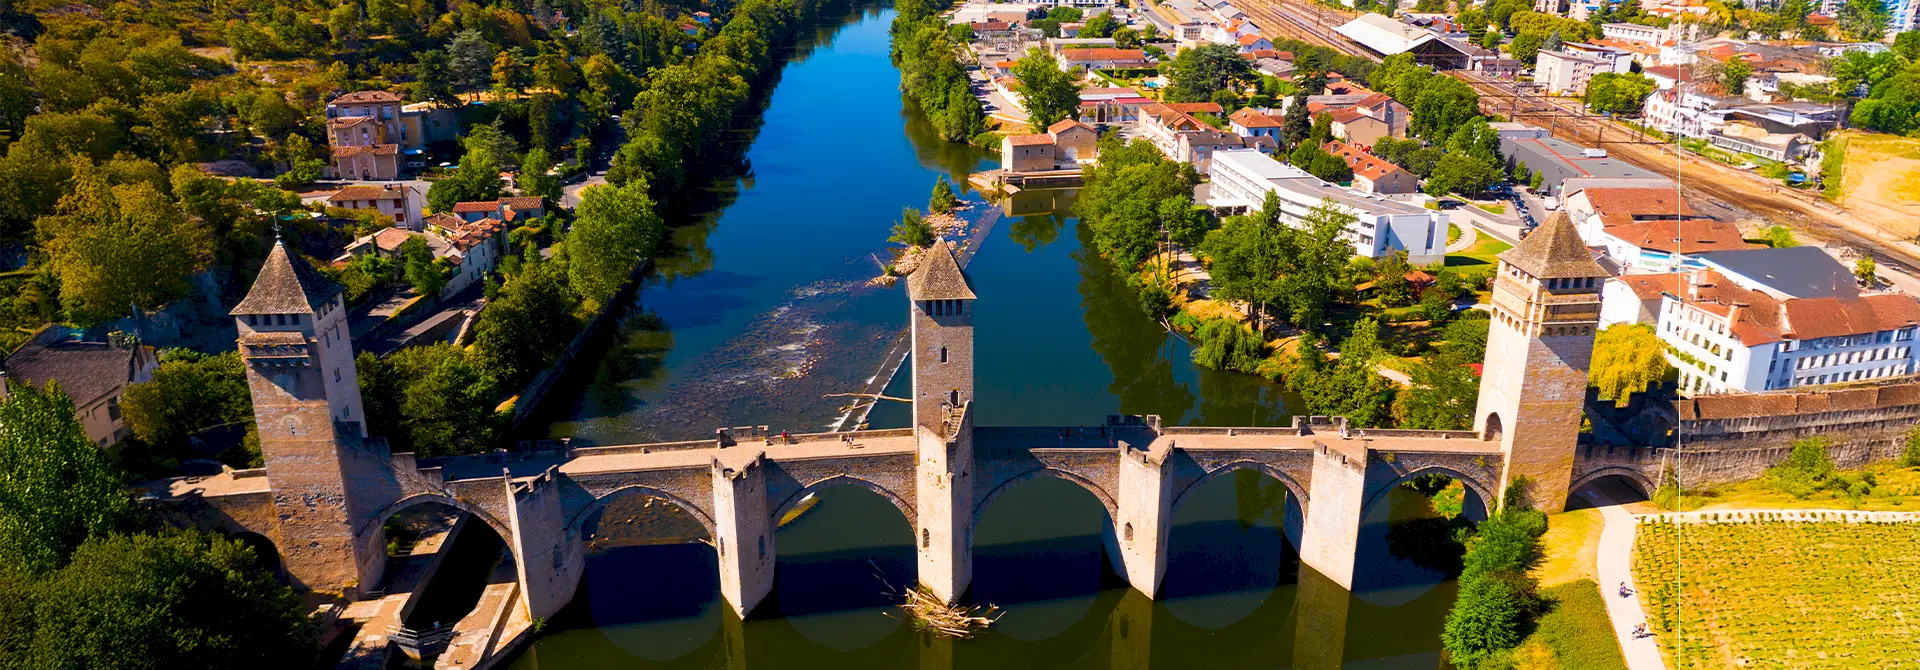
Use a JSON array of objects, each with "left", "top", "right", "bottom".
[{"left": 508, "top": 6, "right": 1464, "bottom": 668}]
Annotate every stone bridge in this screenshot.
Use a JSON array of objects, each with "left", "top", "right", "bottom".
[{"left": 157, "top": 409, "right": 1577, "bottom": 622}]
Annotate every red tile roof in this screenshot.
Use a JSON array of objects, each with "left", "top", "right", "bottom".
[
  {"left": 452, "top": 200, "right": 502, "bottom": 213},
  {"left": 1057, "top": 48, "right": 1147, "bottom": 62},
  {"left": 1601, "top": 218, "right": 1749, "bottom": 254},
  {"left": 1323, "top": 141, "right": 1411, "bottom": 182},
  {"left": 1162, "top": 102, "right": 1223, "bottom": 114},
  {"left": 501, "top": 196, "right": 544, "bottom": 210},
  {"left": 1229, "top": 107, "right": 1282, "bottom": 128},
  {"left": 1616, "top": 272, "right": 1683, "bottom": 300},
  {"left": 1007, "top": 134, "right": 1056, "bottom": 146},
  {"left": 328, "top": 185, "right": 407, "bottom": 203},
  {"left": 1237, "top": 34, "right": 1267, "bottom": 46},
  {"left": 329, "top": 90, "right": 404, "bottom": 106},
  {"left": 1672, "top": 269, "right": 1920, "bottom": 346},
  {"left": 1047, "top": 119, "right": 1095, "bottom": 134},
  {"left": 1583, "top": 187, "right": 1694, "bottom": 217}
]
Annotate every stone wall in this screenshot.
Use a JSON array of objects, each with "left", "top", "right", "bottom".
[{"left": 1673, "top": 381, "right": 1920, "bottom": 486}]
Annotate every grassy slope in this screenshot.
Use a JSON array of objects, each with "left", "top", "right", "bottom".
[
  {"left": 1535, "top": 507, "right": 1603, "bottom": 587},
  {"left": 1508, "top": 580, "right": 1629, "bottom": 670},
  {"left": 1664, "top": 462, "right": 1920, "bottom": 512},
  {"left": 1446, "top": 236, "right": 1512, "bottom": 267}
]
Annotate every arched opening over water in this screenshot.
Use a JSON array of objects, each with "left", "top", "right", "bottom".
[
  {"left": 970, "top": 472, "right": 1123, "bottom": 642},
  {"left": 1154, "top": 466, "right": 1307, "bottom": 662},
  {"left": 524, "top": 489, "right": 725, "bottom": 665},
  {"left": 763, "top": 481, "right": 916, "bottom": 655},
  {"left": 1355, "top": 469, "right": 1491, "bottom": 596}
]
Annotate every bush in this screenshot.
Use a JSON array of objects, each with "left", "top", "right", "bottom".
[
  {"left": 1904, "top": 426, "right": 1920, "bottom": 467},
  {"left": 1765, "top": 436, "right": 1836, "bottom": 498},
  {"left": 1191, "top": 318, "right": 1264, "bottom": 372}
]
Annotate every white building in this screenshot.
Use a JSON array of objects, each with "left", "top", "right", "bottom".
[
  {"left": 1601, "top": 22, "right": 1664, "bottom": 45},
  {"left": 1206, "top": 150, "right": 1447, "bottom": 264},
  {"left": 326, "top": 184, "right": 420, "bottom": 230},
  {"left": 1534, "top": 49, "right": 1614, "bottom": 96},
  {"left": 1601, "top": 247, "right": 1920, "bottom": 395}
]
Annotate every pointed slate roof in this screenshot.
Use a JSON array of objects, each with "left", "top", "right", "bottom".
[
  {"left": 1500, "top": 211, "right": 1607, "bottom": 280},
  {"left": 907, "top": 239, "right": 976, "bottom": 300},
  {"left": 230, "top": 240, "right": 345, "bottom": 315}
]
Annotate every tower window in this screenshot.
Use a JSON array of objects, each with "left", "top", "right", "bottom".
[{"left": 940, "top": 346, "right": 948, "bottom": 363}]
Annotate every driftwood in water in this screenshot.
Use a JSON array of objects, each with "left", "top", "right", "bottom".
[{"left": 876, "top": 563, "right": 999, "bottom": 638}]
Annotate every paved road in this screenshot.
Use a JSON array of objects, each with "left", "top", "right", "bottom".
[
  {"left": 1445, "top": 218, "right": 1479, "bottom": 253},
  {"left": 1583, "top": 487, "right": 1668, "bottom": 670}
]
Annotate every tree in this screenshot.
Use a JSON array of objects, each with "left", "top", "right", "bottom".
[
  {"left": 472, "top": 261, "right": 580, "bottom": 389},
  {"left": 1722, "top": 57, "right": 1752, "bottom": 95},
  {"left": 518, "top": 148, "right": 561, "bottom": 204},
  {"left": 1424, "top": 153, "right": 1503, "bottom": 197},
  {"left": 1443, "top": 317, "right": 1490, "bottom": 362},
  {"left": 1903, "top": 425, "right": 1920, "bottom": 467},
  {"left": 1458, "top": 8, "right": 1488, "bottom": 39},
  {"left": 1584, "top": 72, "right": 1657, "bottom": 114},
  {"left": 1375, "top": 251, "right": 1416, "bottom": 306},
  {"left": 1442, "top": 574, "right": 1529, "bottom": 666},
  {"left": 1764, "top": 224, "right": 1797, "bottom": 248},
  {"left": 1411, "top": 76, "right": 1481, "bottom": 141},
  {"left": 399, "top": 236, "right": 447, "bottom": 298},
  {"left": 1590, "top": 324, "right": 1670, "bottom": 406},
  {"left": 1112, "top": 27, "right": 1141, "bottom": 48},
  {"left": 1282, "top": 92, "right": 1311, "bottom": 147},
  {"left": 1082, "top": 11, "right": 1121, "bottom": 38},
  {"left": 1542, "top": 29, "right": 1563, "bottom": 53},
  {"left": 1192, "top": 318, "right": 1265, "bottom": 373},
  {"left": 1855, "top": 256, "right": 1877, "bottom": 286},
  {"left": 1289, "top": 143, "right": 1352, "bottom": 183},
  {"left": 890, "top": 207, "right": 935, "bottom": 247},
  {"left": 1396, "top": 353, "right": 1482, "bottom": 430},
  {"left": 1076, "top": 137, "right": 1201, "bottom": 269},
  {"left": 0, "top": 382, "right": 132, "bottom": 577},
  {"left": 20, "top": 532, "right": 319, "bottom": 667},
  {"left": 37, "top": 162, "right": 212, "bottom": 326},
  {"left": 119, "top": 351, "right": 255, "bottom": 466},
  {"left": 1837, "top": 0, "right": 1890, "bottom": 40},
  {"left": 358, "top": 345, "right": 499, "bottom": 457},
  {"left": 426, "top": 147, "right": 503, "bottom": 214},
  {"left": 448, "top": 30, "right": 497, "bottom": 90},
  {"left": 1165, "top": 43, "right": 1254, "bottom": 103},
  {"left": 569, "top": 180, "right": 664, "bottom": 307},
  {"left": 1510, "top": 32, "right": 1545, "bottom": 65},
  {"left": 929, "top": 175, "right": 960, "bottom": 213},
  {"left": 1012, "top": 48, "right": 1081, "bottom": 131}
]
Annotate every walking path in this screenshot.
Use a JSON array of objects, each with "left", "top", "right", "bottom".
[
  {"left": 1581, "top": 487, "right": 1668, "bottom": 670},
  {"left": 1643, "top": 509, "right": 1920, "bottom": 523},
  {"left": 1444, "top": 221, "right": 1478, "bottom": 253}
]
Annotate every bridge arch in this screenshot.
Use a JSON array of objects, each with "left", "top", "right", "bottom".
[
  {"left": 1569, "top": 466, "right": 1657, "bottom": 499},
  {"left": 973, "top": 467, "right": 1119, "bottom": 527},
  {"left": 1361, "top": 465, "right": 1496, "bottom": 520},
  {"left": 356, "top": 492, "right": 515, "bottom": 564},
  {"left": 771, "top": 474, "right": 917, "bottom": 529},
  {"left": 1171, "top": 460, "right": 1311, "bottom": 518},
  {"left": 568, "top": 484, "right": 718, "bottom": 543}
]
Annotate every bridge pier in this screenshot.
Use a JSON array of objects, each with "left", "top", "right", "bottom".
[
  {"left": 1115, "top": 440, "right": 1173, "bottom": 599},
  {"left": 1290, "top": 563, "right": 1351, "bottom": 670},
  {"left": 504, "top": 466, "right": 583, "bottom": 620},
  {"left": 1299, "top": 442, "right": 1367, "bottom": 590},
  {"left": 712, "top": 451, "right": 775, "bottom": 618},
  {"left": 1109, "top": 587, "right": 1156, "bottom": 670},
  {"left": 915, "top": 414, "right": 974, "bottom": 603}
]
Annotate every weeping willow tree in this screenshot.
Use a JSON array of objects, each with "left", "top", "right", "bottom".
[{"left": 1590, "top": 323, "right": 1671, "bottom": 407}]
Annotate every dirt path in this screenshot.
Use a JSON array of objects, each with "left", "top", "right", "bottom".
[{"left": 1581, "top": 487, "right": 1669, "bottom": 670}]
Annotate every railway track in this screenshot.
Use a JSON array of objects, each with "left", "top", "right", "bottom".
[
  {"left": 1239, "top": 0, "right": 1374, "bottom": 60},
  {"left": 1451, "top": 70, "right": 1920, "bottom": 274}
]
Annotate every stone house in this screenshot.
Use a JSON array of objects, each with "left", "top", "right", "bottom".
[
  {"left": 1001, "top": 134, "right": 1060, "bottom": 172},
  {"left": 1327, "top": 108, "right": 1392, "bottom": 147},
  {"left": 1056, "top": 48, "right": 1149, "bottom": 71},
  {"left": 1228, "top": 107, "right": 1283, "bottom": 140},
  {"left": 1046, "top": 119, "right": 1099, "bottom": 161},
  {"left": 335, "top": 213, "right": 506, "bottom": 300},
  {"left": 0, "top": 328, "right": 159, "bottom": 446},
  {"left": 327, "top": 184, "right": 419, "bottom": 230},
  {"left": 449, "top": 197, "right": 547, "bottom": 223},
  {"left": 1323, "top": 141, "right": 1417, "bottom": 194},
  {"left": 1136, "top": 103, "right": 1245, "bottom": 171}
]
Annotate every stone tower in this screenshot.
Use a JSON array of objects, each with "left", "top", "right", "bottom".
[
  {"left": 1473, "top": 212, "right": 1606, "bottom": 513},
  {"left": 231, "top": 238, "right": 376, "bottom": 592},
  {"left": 907, "top": 238, "right": 976, "bottom": 603},
  {"left": 908, "top": 239, "right": 976, "bottom": 430}
]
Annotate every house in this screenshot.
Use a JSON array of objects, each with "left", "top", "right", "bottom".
[
  {"left": 1327, "top": 108, "right": 1392, "bottom": 146},
  {"left": 1002, "top": 134, "right": 1059, "bottom": 172},
  {"left": 1236, "top": 34, "right": 1274, "bottom": 53},
  {"left": 1561, "top": 183, "right": 1748, "bottom": 274},
  {"left": 1601, "top": 22, "right": 1665, "bottom": 45},
  {"left": 327, "top": 184, "right": 419, "bottom": 230},
  {"left": 1049, "top": 37, "right": 1119, "bottom": 56},
  {"left": 1228, "top": 107, "right": 1283, "bottom": 140},
  {"left": 1136, "top": 103, "right": 1246, "bottom": 171},
  {"left": 1645, "top": 267, "right": 1920, "bottom": 394},
  {"left": 1563, "top": 42, "right": 1638, "bottom": 74},
  {"left": 1078, "top": 87, "right": 1150, "bottom": 126},
  {"left": 1206, "top": 149, "right": 1447, "bottom": 263},
  {"left": 322, "top": 90, "right": 450, "bottom": 180},
  {"left": 1049, "top": 119, "right": 1099, "bottom": 161},
  {"left": 0, "top": 328, "right": 158, "bottom": 447},
  {"left": 1056, "top": 48, "right": 1149, "bottom": 71},
  {"left": 692, "top": 10, "right": 711, "bottom": 23},
  {"left": 1535, "top": 49, "right": 1613, "bottom": 96},
  {"left": 337, "top": 215, "right": 506, "bottom": 300},
  {"left": 1323, "top": 141, "right": 1418, "bottom": 194},
  {"left": 449, "top": 197, "right": 545, "bottom": 223}
]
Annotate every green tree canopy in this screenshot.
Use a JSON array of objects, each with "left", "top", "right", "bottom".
[
  {"left": 358, "top": 345, "right": 500, "bottom": 457},
  {"left": 0, "top": 382, "right": 133, "bottom": 576},
  {"left": 472, "top": 259, "right": 581, "bottom": 389},
  {"left": 119, "top": 351, "right": 256, "bottom": 468},
  {"left": 1082, "top": 11, "right": 1121, "bottom": 38},
  {"left": 1012, "top": 48, "right": 1082, "bottom": 132},
  {"left": 36, "top": 161, "right": 212, "bottom": 326},
  {"left": 1590, "top": 323, "right": 1670, "bottom": 406},
  {"left": 568, "top": 180, "right": 664, "bottom": 307},
  {"left": 17, "top": 531, "right": 319, "bottom": 668},
  {"left": 1585, "top": 72, "right": 1657, "bottom": 114},
  {"left": 1165, "top": 43, "right": 1254, "bottom": 103}
]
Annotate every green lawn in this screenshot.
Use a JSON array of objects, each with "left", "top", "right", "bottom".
[
  {"left": 1658, "top": 461, "right": 1920, "bottom": 512},
  {"left": 1446, "top": 236, "right": 1512, "bottom": 267},
  {"left": 1475, "top": 202, "right": 1507, "bottom": 215},
  {"left": 1447, "top": 223, "right": 1462, "bottom": 244},
  {"left": 1635, "top": 519, "right": 1920, "bottom": 668},
  {"left": 1507, "top": 580, "right": 1628, "bottom": 670}
]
